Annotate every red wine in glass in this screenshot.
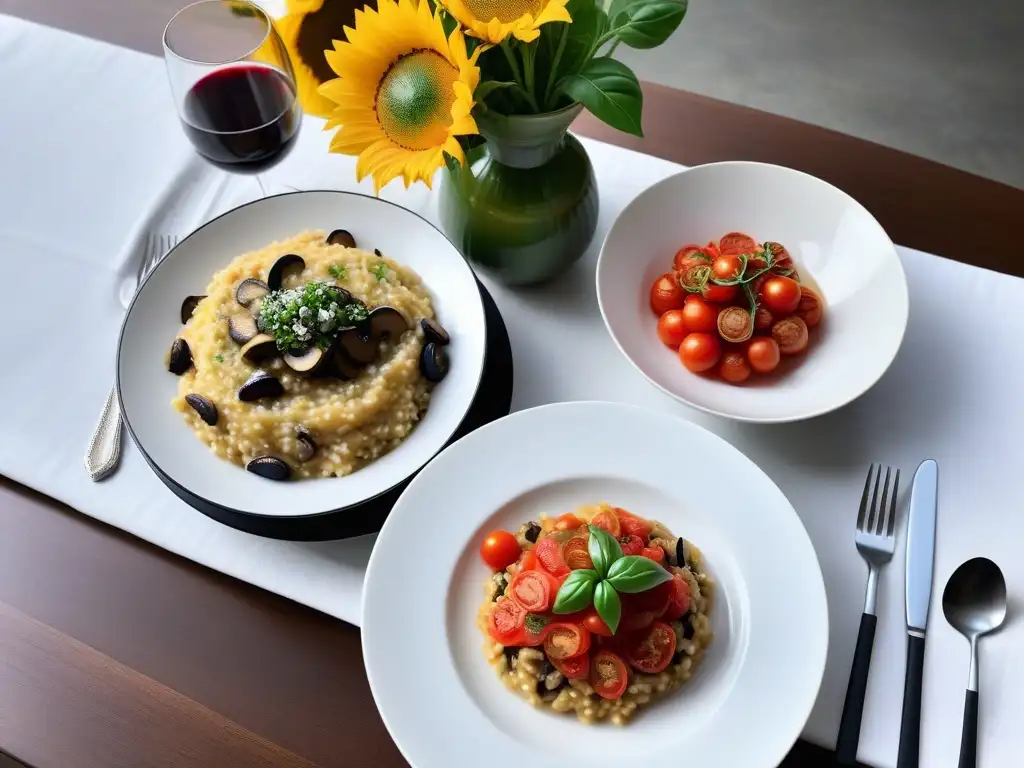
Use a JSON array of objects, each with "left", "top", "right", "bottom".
[{"left": 182, "top": 64, "right": 300, "bottom": 175}]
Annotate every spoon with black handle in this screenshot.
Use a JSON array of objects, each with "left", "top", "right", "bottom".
[{"left": 942, "top": 557, "right": 1007, "bottom": 768}]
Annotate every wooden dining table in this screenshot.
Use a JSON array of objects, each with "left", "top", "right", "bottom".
[{"left": 1, "top": 2, "right": 1022, "bottom": 766}]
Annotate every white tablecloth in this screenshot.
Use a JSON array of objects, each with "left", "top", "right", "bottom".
[{"left": 2, "top": 13, "right": 1022, "bottom": 768}]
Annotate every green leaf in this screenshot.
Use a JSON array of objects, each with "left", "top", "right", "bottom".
[
  {"left": 612, "top": 0, "right": 687, "bottom": 49},
  {"left": 560, "top": 58, "right": 643, "bottom": 137},
  {"left": 525, "top": 613, "right": 551, "bottom": 635},
  {"left": 588, "top": 524, "right": 623, "bottom": 577},
  {"left": 553, "top": 569, "right": 599, "bottom": 614},
  {"left": 606, "top": 555, "right": 672, "bottom": 593},
  {"left": 594, "top": 580, "right": 622, "bottom": 634},
  {"left": 475, "top": 81, "right": 517, "bottom": 103},
  {"left": 558, "top": 0, "right": 609, "bottom": 78}
]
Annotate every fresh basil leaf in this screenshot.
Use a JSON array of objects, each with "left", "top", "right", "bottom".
[
  {"left": 552, "top": 569, "right": 599, "bottom": 613},
  {"left": 594, "top": 580, "right": 622, "bottom": 634},
  {"left": 611, "top": 0, "right": 687, "bottom": 50},
  {"left": 606, "top": 555, "right": 672, "bottom": 593},
  {"left": 559, "top": 58, "right": 643, "bottom": 137},
  {"left": 588, "top": 524, "right": 623, "bottom": 577}
]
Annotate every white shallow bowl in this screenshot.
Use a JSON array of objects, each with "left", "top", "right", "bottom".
[
  {"left": 117, "top": 191, "right": 486, "bottom": 530},
  {"left": 363, "top": 402, "right": 828, "bottom": 768},
  {"left": 597, "top": 161, "right": 909, "bottom": 423}
]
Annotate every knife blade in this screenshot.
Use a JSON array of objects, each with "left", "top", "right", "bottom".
[{"left": 897, "top": 459, "right": 939, "bottom": 768}]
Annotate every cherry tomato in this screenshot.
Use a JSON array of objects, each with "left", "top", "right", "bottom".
[
  {"left": 642, "top": 546, "right": 666, "bottom": 564},
  {"left": 720, "top": 351, "right": 751, "bottom": 384},
  {"left": 591, "top": 509, "right": 621, "bottom": 537},
  {"left": 657, "top": 309, "right": 689, "bottom": 349},
  {"left": 534, "top": 537, "right": 570, "bottom": 576},
  {"left": 795, "top": 285, "right": 824, "bottom": 327},
  {"left": 754, "top": 306, "right": 773, "bottom": 330},
  {"left": 719, "top": 232, "right": 759, "bottom": 255},
  {"left": 552, "top": 652, "right": 591, "bottom": 680},
  {"left": 663, "top": 574, "right": 693, "bottom": 621},
  {"left": 772, "top": 316, "right": 809, "bottom": 355},
  {"left": 509, "top": 570, "right": 556, "bottom": 612},
  {"left": 519, "top": 550, "right": 539, "bottom": 572},
  {"left": 650, "top": 273, "right": 686, "bottom": 315},
  {"left": 562, "top": 535, "right": 594, "bottom": 571},
  {"left": 623, "top": 621, "right": 677, "bottom": 673},
  {"left": 717, "top": 306, "right": 753, "bottom": 343},
  {"left": 590, "top": 650, "right": 630, "bottom": 700},
  {"left": 626, "top": 579, "right": 673, "bottom": 618},
  {"left": 618, "top": 534, "right": 645, "bottom": 556},
  {"left": 544, "top": 623, "right": 592, "bottom": 660},
  {"left": 583, "top": 611, "right": 614, "bottom": 637},
  {"left": 747, "top": 337, "right": 781, "bottom": 374},
  {"left": 766, "top": 241, "right": 797, "bottom": 277},
  {"left": 680, "top": 296, "right": 718, "bottom": 333},
  {"left": 672, "top": 243, "right": 714, "bottom": 273},
  {"left": 711, "top": 253, "right": 743, "bottom": 281},
  {"left": 488, "top": 598, "right": 527, "bottom": 646},
  {"left": 700, "top": 281, "right": 738, "bottom": 303},
  {"left": 619, "top": 606, "right": 659, "bottom": 633},
  {"left": 760, "top": 276, "right": 802, "bottom": 315},
  {"left": 554, "top": 513, "right": 583, "bottom": 531},
  {"left": 615, "top": 507, "right": 654, "bottom": 540},
  {"left": 679, "top": 333, "right": 722, "bottom": 373},
  {"left": 480, "top": 530, "right": 521, "bottom": 571}
]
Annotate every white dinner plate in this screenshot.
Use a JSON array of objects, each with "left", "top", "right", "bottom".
[
  {"left": 117, "top": 191, "right": 486, "bottom": 528},
  {"left": 362, "top": 401, "right": 828, "bottom": 768},
  {"left": 597, "top": 161, "right": 909, "bottom": 423}
]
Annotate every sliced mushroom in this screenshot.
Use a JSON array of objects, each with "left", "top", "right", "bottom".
[
  {"left": 331, "top": 343, "right": 365, "bottom": 380},
  {"left": 334, "top": 286, "right": 355, "bottom": 305},
  {"left": 184, "top": 393, "right": 218, "bottom": 426},
  {"left": 239, "top": 334, "right": 278, "bottom": 365},
  {"left": 246, "top": 456, "right": 291, "bottom": 481},
  {"left": 296, "top": 428, "right": 317, "bottom": 462},
  {"left": 267, "top": 253, "right": 305, "bottom": 291},
  {"left": 227, "top": 313, "right": 259, "bottom": 345},
  {"left": 235, "top": 278, "right": 269, "bottom": 307},
  {"left": 168, "top": 338, "right": 192, "bottom": 375},
  {"left": 337, "top": 326, "right": 377, "bottom": 365},
  {"left": 238, "top": 370, "right": 284, "bottom": 402},
  {"left": 326, "top": 229, "right": 356, "bottom": 248},
  {"left": 180, "top": 295, "right": 206, "bottom": 324},
  {"left": 420, "top": 317, "right": 450, "bottom": 346},
  {"left": 283, "top": 345, "right": 328, "bottom": 375},
  {"left": 367, "top": 306, "right": 410, "bottom": 343},
  {"left": 420, "top": 342, "right": 449, "bottom": 383}
]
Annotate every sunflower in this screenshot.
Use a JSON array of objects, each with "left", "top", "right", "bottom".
[
  {"left": 438, "top": 0, "right": 571, "bottom": 44},
  {"left": 277, "top": 0, "right": 369, "bottom": 118},
  {"left": 318, "top": 0, "right": 481, "bottom": 192}
]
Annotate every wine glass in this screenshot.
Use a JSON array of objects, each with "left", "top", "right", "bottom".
[{"left": 163, "top": 0, "right": 301, "bottom": 196}]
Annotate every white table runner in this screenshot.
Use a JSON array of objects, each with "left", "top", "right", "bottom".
[{"left": 2, "top": 14, "right": 1022, "bottom": 768}]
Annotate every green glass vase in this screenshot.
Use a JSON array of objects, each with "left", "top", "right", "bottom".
[{"left": 438, "top": 103, "right": 599, "bottom": 287}]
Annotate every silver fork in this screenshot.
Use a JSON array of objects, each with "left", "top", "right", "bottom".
[
  {"left": 85, "top": 233, "right": 180, "bottom": 481},
  {"left": 836, "top": 464, "right": 901, "bottom": 765}
]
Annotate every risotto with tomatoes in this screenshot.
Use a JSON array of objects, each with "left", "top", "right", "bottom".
[{"left": 477, "top": 503, "right": 714, "bottom": 725}]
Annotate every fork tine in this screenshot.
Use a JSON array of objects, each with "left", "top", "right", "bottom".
[
  {"left": 886, "top": 469, "right": 901, "bottom": 538},
  {"left": 865, "top": 464, "right": 883, "bottom": 532},
  {"left": 856, "top": 464, "right": 875, "bottom": 531},
  {"left": 875, "top": 466, "right": 892, "bottom": 535}
]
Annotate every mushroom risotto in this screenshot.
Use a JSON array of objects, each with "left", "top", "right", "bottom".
[
  {"left": 166, "top": 229, "right": 451, "bottom": 481},
  {"left": 477, "top": 502, "right": 713, "bottom": 725}
]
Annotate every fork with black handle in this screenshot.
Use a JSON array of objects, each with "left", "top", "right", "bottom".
[{"left": 836, "top": 464, "right": 901, "bottom": 765}]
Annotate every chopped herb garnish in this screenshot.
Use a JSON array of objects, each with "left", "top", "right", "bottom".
[
  {"left": 328, "top": 264, "right": 347, "bottom": 280},
  {"left": 258, "top": 280, "right": 367, "bottom": 352},
  {"left": 372, "top": 263, "right": 389, "bottom": 282},
  {"left": 213, "top": 354, "right": 224, "bottom": 363}
]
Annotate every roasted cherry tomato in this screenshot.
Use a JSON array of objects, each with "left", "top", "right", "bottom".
[
  {"left": 760, "top": 275, "right": 802, "bottom": 315},
  {"left": 552, "top": 652, "right": 591, "bottom": 680},
  {"left": 590, "top": 650, "right": 630, "bottom": 700},
  {"left": 679, "top": 333, "right": 722, "bottom": 373},
  {"left": 554, "top": 513, "right": 584, "bottom": 531},
  {"left": 680, "top": 295, "right": 718, "bottom": 333},
  {"left": 772, "top": 316, "right": 809, "bottom": 355},
  {"left": 629, "top": 579, "right": 673, "bottom": 617},
  {"left": 509, "top": 570, "right": 556, "bottom": 612},
  {"left": 700, "top": 281, "right": 738, "bottom": 303},
  {"left": 583, "top": 611, "right": 614, "bottom": 637},
  {"left": 795, "top": 285, "right": 824, "bottom": 327},
  {"left": 488, "top": 598, "right": 527, "bottom": 646},
  {"left": 717, "top": 305, "right": 753, "bottom": 343},
  {"left": 519, "top": 550, "right": 539, "bottom": 572},
  {"left": 765, "top": 241, "right": 797, "bottom": 277},
  {"left": 663, "top": 574, "right": 693, "bottom": 621},
  {"left": 754, "top": 306, "right": 774, "bottom": 330},
  {"left": 562, "top": 535, "right": 595, "bottom": 571},
  {"left": 534, "top": 537, "right": 570, "bottom": 576},
  {"left": 615, "top": 508, "right": 654, "bottom": 540},
  {"left": 711, "top": 253, "right": 743, "bottom": 281},
  {"left": 591, "top": 509, "right": 622, "bottom": 537},
  {"left": 650, "top": 272, "right": 686, "bottom": 315},
  {"left": 618, "top": 534, "right": 645, "bottom": 556},
  {"left": 672, "top": 243, "right": 715, "bottom": 273},
  {"left": 657, "top": 309, "right": 690, "bottom": 349},
  {"left": 747, "top": 337, "right": 781, "bottom": 374},
  {"left": 642, "top": 546, "right": 666, "bottom": 564},
  {"left": 719, "top": 351, "right": 752, "bottom": 384},
  {"left": 718, "top": 232, "right": 758, "bottom": 256},
  {"left": 544, "top": 623, "right": 592, "bottom": 660},
  {"left": 623, "top": 621, "right": 677, "bottom": 674},
  {"left": 480, "top": 530, "right": 521, "bottom": 571}
]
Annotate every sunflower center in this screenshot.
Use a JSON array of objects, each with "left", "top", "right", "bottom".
[
  {"left": 376, "top": 50, "right": 458, "bottom": 151},
  {"left": 463, "top": 0, "right": 542, "bottom": 23}
]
